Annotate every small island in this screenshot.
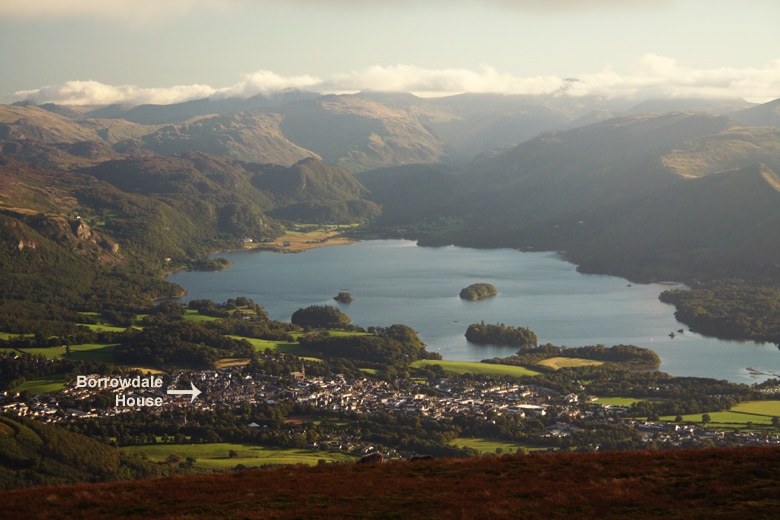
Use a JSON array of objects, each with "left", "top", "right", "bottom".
[
  {"left": 459, "top": 283, "right": 497, "bottom": 301},
  {"left": 334, "top": 292, "right": 354, "bottom": 303},
  {"left": 465, "top": 322, "right": 537, "bottom": 348}
]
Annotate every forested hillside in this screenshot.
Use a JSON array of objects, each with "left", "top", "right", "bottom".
[
  {"left": 362, "top": 108, "right": 780, "bottom": 284},
  {"left": 0, "top": 415, "right": 163, "bottom": 489},
  {"left": 0, "top": 146, "right": 375, "bottom": 335}
]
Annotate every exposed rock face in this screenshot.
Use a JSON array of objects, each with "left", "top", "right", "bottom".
[
  {"left": 71, "top": 217, "right": 93, "bottom": 240},
  {"left": 16, "top": 238, "right": 36, "bottom": 250},
  {"left": 1, "top": 218, "right": 38, "bottom": 251}
]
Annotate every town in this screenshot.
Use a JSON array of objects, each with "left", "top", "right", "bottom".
[{"left": 4, "top": 354, "right": 779, "bottom": 459}]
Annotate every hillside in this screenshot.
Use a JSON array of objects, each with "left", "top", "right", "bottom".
[
  {"left": 0, "top": 446, "right": 777, "bottom": 519},
  {"left": 730, "top": 98, "right": 780, "bottom": 130},
  {"left": 275, "top": 93, "right": 448, "bottom": 172},
  {"left": 3, "top": 95, "right": 780, "bottom": 335},
  {"left": 0, "top": 415, "right": 163, "bottom": 490},
  {"left": 0, "top": 148, "right": 376, "bottom": 333},
  {"left": 363, "top": 110, "right": 780, "bottom": 282}
]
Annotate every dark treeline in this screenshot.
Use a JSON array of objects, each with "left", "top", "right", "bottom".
[
  {"left": 0, "top": 414, "right": 164, "bottom": 490},
  {"left": 291, "top": 305, "right": 352, "bottom": 329},
  {"left": 115, "top": 319, "right": 254, "bottom": 369},
  {"left": 0, "top": 352, "right": 123, "bottom": 394},
  {"left": 298, "top": 324, "right": 440, "bottom": 372},
  {"left": 484, "top": 343, "right": 661, "bottom": 369},
  {"left": 660, "top": 279, "right": 780, "bottom": 344},
  {"left": 465, "top": 322, "right": 537, "bottom": 348}
]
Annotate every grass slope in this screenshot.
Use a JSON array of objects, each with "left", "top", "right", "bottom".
[
  {"left": 1, "top": 447, "right": 778, "bottom": 519},
  {"left": 412, "top": 359, "right": 541, "bottom": 377},
  {"left": 121, "top": 443, "right": 356, "bottom": 470}
]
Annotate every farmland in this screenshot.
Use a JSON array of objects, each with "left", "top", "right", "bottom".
[
  {"left": 537, "top": 356, "right": 604, "bottom": 370},
  {"left": 412, "top": 359, "right": 541, "bottom": 377},
  {"left": 121, "top": 443, "right": 357, "bottom": 470}
]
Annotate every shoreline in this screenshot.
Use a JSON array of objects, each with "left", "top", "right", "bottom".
[{"left": 244, "top": 229, "right": 358, "bottom": 254}]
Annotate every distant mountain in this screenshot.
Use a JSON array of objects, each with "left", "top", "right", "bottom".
[
  {"left": 3, "top": 94, "right": 780, "bottom": 287},
  {"left": 624, "top": 97, "right": 754, "bottom": 116},
  {"left": 274, "top": 93, "right": 448, "bottom": 172},
  {"left": 365, "top": 110, "right": 780, "bottom": 282},
  {"left": 250, "top": 157, "right": 381, "bottom": 223},
  {"left": 0, "top": 104, "right": 102, "bottom": 144},
  {"left": 134, "top": 111, "right": 318, "bottom": 165},
  {"left": 3, "top": 94, "right": 771, "bottom": 173},
  {"left": 83, "top": 90, "right": 321, "bottom": 124},
  {"left": 730, "top": 98, "right": 780, "bottom": 130},
  {"left": 427, "top": 93, "right": 633, "bottom": 158},
  {"left": 570, "top": 163, "right": 780, "bottom": 280}
]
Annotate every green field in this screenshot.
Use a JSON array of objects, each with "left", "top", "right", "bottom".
[
  {"left": 1, "top": 343, "right": 161, "bottom": 376},
  {"left": 658, "top": 401, "right": 780, "bottom": 430},
  {"left": 0, "top": 343, "right": 116, "bottom": 362},
  {"left": 731, "top": 400, "right": 780, "bottom": 417},
  {"left": 79, "top": 323, "right": 129, "bottom": 333},
  {"left": 593, "top": 397, "right": 654, "bottom": 406},
  {"left": 449, "top": 437, "right": 551, "bottom": 454},
  {"left": 660, "top": 411, "right": 775, "bottom": 429},
  {"left": 537, "top": 357, "right": 603, "bottom": 370},
  {"left": 0, "top": 332, "right": 33, "bottom": 341},
  {"left": 412, "top": 360, "right": 540, "bottom": 377},
  {"left": 229, "top": 336, "right": 302, "bottom": 354},
  {"left": 14, "top": 375, "right": 67, "bottom": 394},
  {"left": 122, "top": 443, "right": 357, "bottom": 470},
  {"left": 182, "top": 309, "right": 219, "bottom": 323}
]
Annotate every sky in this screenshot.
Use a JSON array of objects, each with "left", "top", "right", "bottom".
[{"left": 1, "top": 0, "right": 779, "bottom": 105}]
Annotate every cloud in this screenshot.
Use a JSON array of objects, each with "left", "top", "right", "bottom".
[
  {"left": 14, "top": 80, "right": 218, "bottom": 106},
  {"left": 13, "top": 56, "right": 780, "bottom": 106},
  {"left": 324, "top": 65, "right": 562, "bottom": 96},
  {"left": 213, "top": 71, "right": 322, "bottom": 99}
]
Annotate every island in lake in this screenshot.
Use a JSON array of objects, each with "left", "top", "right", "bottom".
[
  {"left": 334, "top": 292, "right": 354, "bottom": 303},
  {"left": 459, "top": 283, "right": 497, "bottom": 301}
]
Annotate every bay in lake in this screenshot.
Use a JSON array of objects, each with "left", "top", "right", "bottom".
[{"left": 167, "top": 239, "right": 779, "bottom": 384}]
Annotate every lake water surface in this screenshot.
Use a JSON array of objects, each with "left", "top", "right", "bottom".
[{"left": 167, "top": 240, "right": 780, "bottom": 384}]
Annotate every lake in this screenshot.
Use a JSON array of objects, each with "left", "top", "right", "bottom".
[{"left": 167, "top": 239, "right": 779, "bottom": 384}]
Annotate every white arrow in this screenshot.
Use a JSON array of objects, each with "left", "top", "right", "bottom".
[{"left": 166, "top": 382, "right": 202, "bottom": 403}]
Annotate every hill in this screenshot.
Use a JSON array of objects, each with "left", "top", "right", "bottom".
[
  {"left": 0, "top": 415, "right": 162, "bottom": 490},
  {"left": 363, "top": 111, "right": 780, "bottom": 282},
  {"left": 0, "top": 446, "right": 777, "bottom": 519},
  {"left": 0, "top": 149, "right": 375, "bottom": 333},
  {"left": 730, "top": 98, "right": 780, "bottom": 130},
  {"left": 7, "top": 94, "right": 758, "bottom": 174}
]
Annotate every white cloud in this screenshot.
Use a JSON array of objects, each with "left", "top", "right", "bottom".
[
  {"left": 14, "top": 80, "right": 218, "bottom": 106},
  {"left": 213, "top": 71, "right": 322, "bottom": 99},
  {"left": 324, "top": 65, "right": 562, "bottom": 96},
  {"left": 12, "top": 56, "right": 780, "bottom": 106}
]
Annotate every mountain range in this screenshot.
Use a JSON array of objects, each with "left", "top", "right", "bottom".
[{"left": 1, "top": 92, "right": 780, "bottom": 332}]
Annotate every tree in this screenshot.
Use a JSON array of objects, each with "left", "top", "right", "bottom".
[
  {"left": 702, "top": 413, "right": 712, "bottom": 424},
  {"left": 291, "top": 305, "right": 351, "bottom": 329}
]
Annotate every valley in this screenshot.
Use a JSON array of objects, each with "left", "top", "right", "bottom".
[{"left": 1, "top": 91, "right": 780, "bottom": 505}]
